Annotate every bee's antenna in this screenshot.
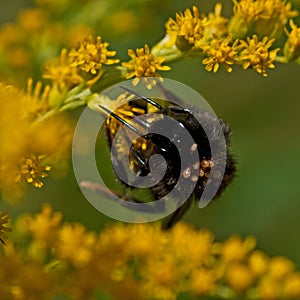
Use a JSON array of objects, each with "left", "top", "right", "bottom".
[
  {"left": 119, "top": 85, "right": 167, "bottom": 114},
  {"left": 99, "top": 104, "right": 149, "bottom": 169},
  {"left": 99, "top": 105, "right": 145, "bottom": 137}
]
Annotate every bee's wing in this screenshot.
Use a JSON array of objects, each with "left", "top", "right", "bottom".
[{"left": 156, "top": 81, "right": 185, "bottom": 107}]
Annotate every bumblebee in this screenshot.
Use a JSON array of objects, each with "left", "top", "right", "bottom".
[{"left": 98, "top": 86, "right": 236, "bottom": 229}]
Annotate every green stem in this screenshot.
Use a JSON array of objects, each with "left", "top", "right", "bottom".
[
  {"left": 30, "top": 68, "right": 125, "bottom": 125},
  {"left": 30, "top": 44, "right": 204, "bottom": 127},
  {"left": 90, "top": 68, "right": 126, "bottom": 93},
  {"left": 276, "top": 56, "right": 289, "bottom": 63},
  {"left": 32, "top": 108, "right": 58, "bottom": 125}
]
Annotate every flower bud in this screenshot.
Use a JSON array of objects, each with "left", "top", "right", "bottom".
[
  {"left": 175, "top": 35, "right": 193, "bottom": 51},
  {"left": 228, "top": 16, "right": 251, "bottom": 39},
  {"left": 283, "top": 20, "right": 300, "bottom": 62}
]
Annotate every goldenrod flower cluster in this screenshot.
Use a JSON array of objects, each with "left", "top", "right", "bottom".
[
  {"left": 154, "top": 1, "right": 299, "bottom": 76},
  {"left": 230, "top": 0, "right": 298, "bottom": 38},
  {"left": 0, "top": 210, "right": 11, "bottom": 244},
  {"left": 0, "top": 1, "right": 300, "bottom": 299},
  {"left": 1, "top": 205, "right": 300, "bottom": 300},
  {"left": 200, "top": 34, "right": 279, "bottom": 76},
  {"left": 43, "top": 49, "right": 83, "bottom": 93},
  {"left": 284, "top": 20, "right": 300, "bottom": 62},
  {"left": 0, "top": 0, "right": 163, "bottom": 84},
  {"left": 0, "top": 83, "right": 72, "bottom": 200},
  {"left": 44, "top": 36, "right": 120, "bottom": 92},
  {"left": 69, "top": 36, "right": 119, "bottom": 75},
  {"left": 122, "top": 44, "right": 171, "bottom": 88}
]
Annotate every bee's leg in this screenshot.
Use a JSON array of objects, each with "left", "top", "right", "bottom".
[
  {"left": 79, "top": 181, "right": 164, "bottom": 213},
  {"left": 161, "top": 198, "right": 193, "bottom": 230},
  {"left": 0, "top": 238, "right": 5, "bottom": 245},
  {"left": 80, "top": 181, "right": 123, "bottom": 199},
  {"left": 79, "top": 180, "right": 145, "bottom": 204}
]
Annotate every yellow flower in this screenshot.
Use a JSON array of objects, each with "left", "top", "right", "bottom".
[
  {"left": 239, "top": 35, "right": 279, "bottom": 76},
  {"left": 43, "top": 48, "right": 83, "bottom": 92},
  {"left": 232, "top": 0, "right": 261, "bottom": 23},
  {"left": 220, "top": 235, "right": 256, "bottom": 262},
  {"left": 0, "top": 84, "right": 30, "bottom": 197},
  {"left": 26, "top": 78, "right": 51, "bottom": 117},
  {"left": 66, "top": 25, "right": 95, "bottom": 48},
  {"left": 26, "top": 204, "right": 62, "bottom": 248},
  {"left": 170, "top": 223, "right": 213, "bottom": 268},
  {"left": 283, "top": 273, "right": 300, "bottom": 298},
  {"left": 268, "top": 256, "right": 295, "bottom": 279},
  {"left": 199, "top": 35, "right": 240, "bottom": 73},
  {"left": 233, "top": 0, "right": 298, "bottom": 24},
  {"left": 69, "top": 36, "right": 119, "bottom": 75},
  {"left": 3, "top": 204, "right": 300, "bottom": 299},
  {"left": 231, "top": 0, "right": 298, "bottom": 38},
  {"left": 284, "top": 20, "right": 300, "bottom": 61},
  {"left": 55, "top": 223, "right": 97, "bottom": 267},
  {"left": 248, "top": 250, "right": 269, "bottom": 276},
  {"left": 0, "top": 83, "right": 72, "bottom": 200},
  {"left": 122, "top": 44, "right": 171, "bottom": 88},
  {"left": 0, "top": 211, "right": 11, "bottom": 244},
  {"left": 166, "top": 6, "right": 209, "bottom": 49},
  {"left": 0, "top": 249, "right": 56, "bottom": 299},
  {"left": 204, "top": 3, "right": 229, "bottom": 39},
  {"left": 104, "top": 101, "right": 146, "bottom": 161},
  {"left": 16, "top": 155, "right": 51, "bottom": 188},
  {"left": 122, "top": 44, "right": 171, "bottom": 77},
  {"left": 257, "top": 276, "right": 281, "bottom": 299},
  {"left": 226, "top": 263, "right": 254, "bottom": 291},
  {"left": 17, "top": 8, "right": 47, "bottom": 33},
  {"left": 190, "top": 268, "right": 216, "bottom": 295},
  {"left": 103, "top": 93, "right": 143, "bottom": 138},
  {"left": 255, "top": 0, "right": 298, "bottom": 38},
  {"left": 30, "top": 114, "right": 73, "bottom": 157},
  {"left": 143, "top": 256, "right": 179, "bottom": 300}
]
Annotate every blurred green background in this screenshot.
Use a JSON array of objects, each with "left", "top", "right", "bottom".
[{"left": 1, "top": 0, "right": 300, "bottom": 271}]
